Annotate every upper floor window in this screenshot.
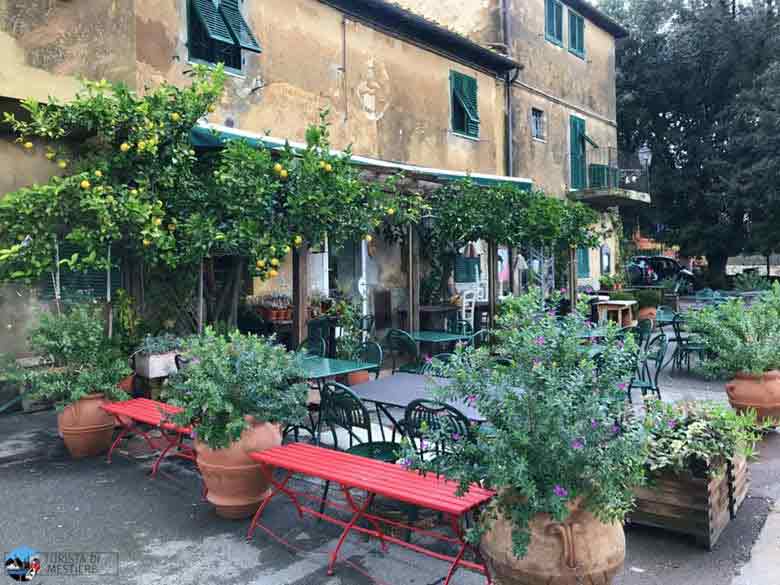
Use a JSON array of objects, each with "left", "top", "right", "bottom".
[
  {"left": 531, "top": 108, "right": 546, "bottom": 140},
  {"left": 187, "top": 0, "right": 261, "bottom": 74},
  {"left": 545, "top": 0, "right": 564, "bottom": 46},
  {"left": 450, "top": 71, "right": 480, "bottom": 138},
  {"left": 569, "top": 10, "right": 585, "bottom": 58}
]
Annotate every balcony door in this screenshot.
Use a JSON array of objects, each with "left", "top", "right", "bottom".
[{"left": 570, "top": 115, "right": 586, "bottom": 190}]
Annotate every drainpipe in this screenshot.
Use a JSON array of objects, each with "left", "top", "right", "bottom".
[{"left": 501, "top": 0, "right": 519, "bottom": 177}]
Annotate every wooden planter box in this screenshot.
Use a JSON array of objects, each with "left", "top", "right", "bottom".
[{"left": 629, "top": 457, "right": 749, "bottom": 549}]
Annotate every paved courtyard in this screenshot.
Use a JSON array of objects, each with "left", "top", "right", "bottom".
[{"left": 1, "top": 363, "right": 778, "bottom": 585}]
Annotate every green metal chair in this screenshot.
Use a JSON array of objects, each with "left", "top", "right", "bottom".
[
  {"left": 446, "top": 319, "right": 474, "bottom": 336},
  {"left": 635, "top": 318, "right": 654, "bottom": 350},
  {"left": 468, "top": 329, "right": 490, "bottom": 349},
  {"left": 387, "top": 329, "right": 422, "bottom": 374},
  {"left": 297, "top": 337, "right": 326, "bottom": 357},
  {"left": 671, "top": 314, "right": 706, "bottom": 371},
  {"left": 358, "top": 341, "right": 383, "bottom": 379},
  {"left": 628, "top": 334, "right": 668, "bottom": 402}
]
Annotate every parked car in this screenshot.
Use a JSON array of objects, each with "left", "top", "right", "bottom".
[{"left": 627, "top": 256, "right": 694, "bottom": 289}]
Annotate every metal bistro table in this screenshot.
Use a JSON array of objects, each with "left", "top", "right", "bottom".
[
  {"left": 351, "top": 373, "right": 481, "bottom": 441},
  {"left": 301, "top": 357, "right": 379, "bottom": 383}
]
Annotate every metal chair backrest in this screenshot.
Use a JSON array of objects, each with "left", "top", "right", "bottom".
[
  {"left": 358, "top": 341, "right": 383, "bottom": 377},
  {"left": 469, "top": 329, "right": 489, "bottom": 349},
  {"left": 387, "top": 329, "right": 420, "bottom": 373},
  {"left": 447, "top": 318, "right": 474, "bottom": 336},
  {"left": 403, "top": 399, "right": 472, "bottom": 459},
  {"left": 320, "top": 382, "right": 374, "bottom": 449},
  {"left": 638, "top": 334, "right": 668, "bottom": 390},
  {"left": 635, "top": 318, "right": 653, "bottom": 350},
  {"left": 298, "top": 337, "right": 327, "bottom": 357},
  {"left": 670, "top": 314, "right": 687, "bottom": 344},
  {"left": 462, "top": 289, "right": 477, "bottom": 329}
]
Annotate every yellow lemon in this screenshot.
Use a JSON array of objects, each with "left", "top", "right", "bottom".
[
  {"left": 207, "top": 104, "right": 216, "bottom": 113},
  {"left": 324, "top": 163, "right": 333, "bottom": 173},
  {"left": 256, "top": 259, "right": 266, "bottom": 269},
  {"left": 280, "top": 169, "right": 288, "bottom": 180},
  {"left": 386, "top": 207, "right": 396, "bottom": 215},
  {"left": 130, "top": 189, "right": 138, "bottom": 196},
  {"left": 45, "top": 152, "right": 56, "bottom": 160},
  {"left": 57, "top": 160, "right": 68, "bottom": 169},
  {"left": 268, "top": 269, "right": 279, "bottom": 278},
  {"left": 188, "top": 149, "right": 195, "bottom": 156},
  {"left": 294, "top": 235, "right": 303, "bottom": 246},
  {"left": 269, "top": 246, "right": 276, "bottom": 254},
  {"left": 80, "top": 180, "right": 91, "bottom": 190},
  {"left": 137, "top": 141, "right": 146, "bottom": 150},
  {"left": 170, "top": 112, "right": 181, "bottom": 122},
  {"left": 120, "top": 142, "right": 130, "bottom": 152},
  {"left": 94, "top": 170, "right": 102, "bottom": 178},
  {"left": 273, "top": 163, "right": 283, "bottom": 174},
  {"left": 364, "top": 234, "right": 373, "bottom": 242},
  {"left": 270, "top": 258, "right": 280, "bottom": 267},
  {"left": 153, "top": 217, "right": 162, "bottom": 226},
  {"left": 23, "top": 141, "right": 33, "bottom": 150},
  {"left": 318, "top": 160, "right": 326, "bottom": 169},
  {"left": 283, "top": 245, "right": 291, "bottom": 254},
  {"left": 142, "top": 239, "right": 152, "bottom": 247}
]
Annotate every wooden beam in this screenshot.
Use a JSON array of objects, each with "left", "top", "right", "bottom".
[{"left": 292, "top": 247, "right": 310, "bottom": 347}]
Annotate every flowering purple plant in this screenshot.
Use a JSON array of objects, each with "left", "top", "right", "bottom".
[{"left": 553, "top": 484, "right": 569, "bottom": 498}]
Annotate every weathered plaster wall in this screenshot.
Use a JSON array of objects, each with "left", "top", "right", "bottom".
[
  {"left": 0, "top": 0, "right": 136, "bottom": 101},
  {"left": 400, "top": 0, "right": 497, "bottom": 43},
  {"left": 135, "top": 0, "right": 504, "bottom": 174}
]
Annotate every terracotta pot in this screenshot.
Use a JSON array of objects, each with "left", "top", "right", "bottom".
[
  {"left": 347, "top": 370, "right": 370, "bottom": 386},
  {"left": 196, "top": 419, "right": 282, "bottom": 519},
  {"left": 726, "top": 371, "right": 780, "bottom": 423},
  {"left": 481, "top": 499, "right": 625, "bottom": 585},
  {"left": 57, "top": 393, "right": 115, "bottom": 458},
  {"left": 637, "top": 307, "right": 657, "bottom": 322}
]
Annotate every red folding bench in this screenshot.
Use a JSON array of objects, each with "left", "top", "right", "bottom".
[
  {"left": 247, "top": 443, "right": 495, "bottom": 585},
  {"left": 101, "top": 398, "right": 195, "bottom": 477}
]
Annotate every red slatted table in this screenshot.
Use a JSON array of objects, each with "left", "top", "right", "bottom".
[
  {"left": 101, "top": 398, "right": 195, "bottom": 477},
  {"left": 248, "top": 443, "right": 495, "bottom": 585}
]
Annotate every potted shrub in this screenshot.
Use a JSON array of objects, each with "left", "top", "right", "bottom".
[
  {"left": 688, "top": 285, "right": 780, "bottom": 422},
  {"left": 334, "top": 297, "right": 369, "bottom": 384},
  {"left": 599, "top": 273, "right": 624, "bottom": 292},
  {"left": 132, "top": 334, "right": 182, "bottom": 379},
  {"left": 163, "top": 329, "right": 308, "bottom": 519},
  {"left": 405, "top": 290, "right": 646, "bottom": 585},
  {"left": 26, "top": 305, "right": 131, "bottom": 458},
  {"left": 635, "top": 289, "right": 662, "bottom": 322},
  {"left": 631, "top": 400, "right": 764, "bottom": 548}
]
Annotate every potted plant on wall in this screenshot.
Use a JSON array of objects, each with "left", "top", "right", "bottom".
[
  {"left": 132, "top": 334, "right": 182, "bottom": 379},
  {"left": 406, "top": 290, "right": 646, "bottom": 585},
  {"left": 631, "top": 400, "right": 764, "bottom": 548},
  {"left": 163, "top": 329, "right": 308, "bottom": 519},
  {"left": 688, "top": 284, "right": 780, "bottom": 422},
  {"left": 26, "top": 305, "right": 131, "bottom": 458}
]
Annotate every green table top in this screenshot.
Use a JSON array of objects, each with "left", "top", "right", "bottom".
[
  {"left": 301, "top": 357, "right": 378, "bottom": 380},
  {"left": 655, "top": 311, "right": 677, "bottom": 325},
  {"left": 409, "top": 330, "right": 471, "bottom": 343},
  {"left": 577, "top": 327, "right": 610, "bottom": 340}
]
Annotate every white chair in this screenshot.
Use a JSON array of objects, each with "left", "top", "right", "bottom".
[{"left": 462, "top": 289, "right": 477, "bottom": 330}]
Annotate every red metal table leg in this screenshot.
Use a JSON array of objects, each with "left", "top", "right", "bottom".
[
  {"left": 247, "top": 470, "right": 298, "bottom": 540},
  {"left": 327, "top": 488, "right": 375, "bottom": 576},
  {"left": 341, "top": 489, "right": 388, "bottom": 552},
  {"left": 106, "top": 415, "right": 133, "bottom": 464}
]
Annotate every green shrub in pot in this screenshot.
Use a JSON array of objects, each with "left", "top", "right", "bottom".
[{"left": 133, "top": 333, "right": 184, "bottom": 378}]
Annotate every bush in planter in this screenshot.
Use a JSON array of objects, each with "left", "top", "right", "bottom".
[
  {"left": 162, "top": 329, "right": 309, "bottom": 518},
  {"left": 404, "top": 290, "right": 645, "bottom": 581},
  {"left": 133, "top": 333, "right": 184, "bottom": 378},
  {"left": 26, "top": 305, "right": 130, "bottom": 457},
  {"left": 632, "top": 400, "right": 766, "bottom": 547}
]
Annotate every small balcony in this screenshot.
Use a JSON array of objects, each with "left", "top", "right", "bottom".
[{"left": 568, "top": 147, "right": 651, "bottom": 209}]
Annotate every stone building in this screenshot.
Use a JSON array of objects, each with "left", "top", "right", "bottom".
[{"left": 0, "top": 0, "right": 646, "bottom": 350}]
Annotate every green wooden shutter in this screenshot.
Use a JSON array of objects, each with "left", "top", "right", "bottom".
[
  {"left": 577, "top": 247, "right": 590, "bottom": 278},
  {"left": 555, "top": 2, "right": 563, "bottom": 42},
  {"left": 455, "top": 256, "right": 480, "bottom": 283},
  {"left": 219, "top": 0, "right": 262, "bottom": 53},
  {"left": 191, "top": 0, "right": 235, "bottom": 45},
  {"left": 569, "top": 12, "right": 584, "bottom": 57},
  {"left": 570, "top": 116, "right": 586, "bottom": 190},
  {"left": 546, "top": 0, "right": 563, "bottom": 44},
  {"left": 450, "top": 71, "right": 480, "bottom": 138}
]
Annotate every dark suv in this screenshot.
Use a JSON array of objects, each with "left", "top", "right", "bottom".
[{"left": 627, "top": 255, "right": 694, "bottom": 288}]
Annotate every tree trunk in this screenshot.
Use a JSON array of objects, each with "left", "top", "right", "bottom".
[{"left": 705, "top": 253, "right": 729, "bottom": 289}]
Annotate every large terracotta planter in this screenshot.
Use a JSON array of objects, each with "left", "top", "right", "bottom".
[
  {"left": 481, "top": 499, "right": 625, "bottom": 585},
  {"left": 347, "top": 370, "right": 370, "bottom": 386},
  {"left": 196, "top": 419, "right": 282, "bottom": 519},
  {"left": 57, "top": 393, "right": 115, "bottom": 458},
  {"left": 725, "top": 371, "right": 780, "bottom": 423}
]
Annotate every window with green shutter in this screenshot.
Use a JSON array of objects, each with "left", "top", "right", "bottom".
[
  {"left": 569, "top": 10, "right": 585, "bottom": 58},
  {"left": 187, "top": 0, "right": 261, "bottom": 73},
  {"left": 450, "top": 71, "right": 480, "bottom": 138},
  {"left": 545, "top": 0, "right": 564, "bottom": 46},
  {"left": 577, "top": 247, "right": 591, "bottom": 278}
]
